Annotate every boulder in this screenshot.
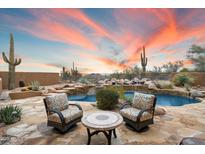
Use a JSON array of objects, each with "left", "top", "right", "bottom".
[
  {"left": 148, "top": 83, "right": 157, "bottom": 90},
  {"left": 0, "top": 91, "right": 10, "bottom": 100},
  {"left": 141, "top": 78, "right": 150, "bottom": 82},
  {"left": 47, "top": 88, "right": 57, "bottom": 93},
  {"left": 191, "top": 90, "right": 205, "bottom": 98},
  {"left": 145, "top": 81, "right": 157, "bottom": 90},
  {"left": 155, "top": 106, "right": 167, "bottom": 115},
  {"left": 55, "top": 87, "right": 63, "bottom": 90},
  {"left": 0, "top": 123, "right": 6, "bottom": 136},
  {"left": 98, "top": 80, "right": 105, "bottom": 84}
]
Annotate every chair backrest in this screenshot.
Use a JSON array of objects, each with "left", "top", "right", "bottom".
[
  {"left": 43, "top": 93, "right": 69, "bottom": 115},
  {"left": 132, "top": 92, "right": 156, "bottom": 111}
]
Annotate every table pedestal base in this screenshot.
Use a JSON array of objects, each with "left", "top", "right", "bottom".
[{"left": 86, "top": 128, "right": 117, "bottom": 145}]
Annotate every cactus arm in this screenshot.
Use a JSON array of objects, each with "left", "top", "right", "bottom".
[
  {"left": 14, "top": 58, "right": 21, "bottom": 66},
  {"left": 141, "top": 53, "right": 143, "bottom": 64},
  {"left": 2, "top": 52, "right": 11, "bottom": 64},
  {"left": 143, "top": 48, "right": 145, "bottom": 57}
]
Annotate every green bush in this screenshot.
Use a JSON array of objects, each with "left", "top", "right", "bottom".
[
  {"left": 173, "top": 73, "right": 194, "bottom": 87},
  {"left": 30, "top": 81, "right": 40, "bottom": 91},
  {"left": 0, "top": 105, "right": 22, "bottom": 124},
  {"left": 105, "top": 86, "right": 125, "bottom": 100},
  {"left": 180, "top": 68, "right": 189, "bottom": 72},
  {"left": 96, "top": 89, "right": 119, "bottom": 110}
]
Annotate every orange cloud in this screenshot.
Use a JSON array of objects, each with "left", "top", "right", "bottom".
[
  {"left": 79, "top": 53, "right": 128, "bottom": 71},
  {"left": 143, "top": 9, "right": 178, "bottom": 48},
  {"left": 51, "top": 9, "right": 112, "bottom": 39},
  {"left": 183, "top": 59, "right": 193, "bottom": 66},
  {"left": 19, "top": 18, "right": 96, "bottom": 50},
  {"left": 143, "top": 9, "right": 205, "bottom": 51},
  {"left": 115, "top": 8, "right": 205, "bottom": 70}
]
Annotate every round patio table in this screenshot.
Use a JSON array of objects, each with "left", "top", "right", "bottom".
[{"left": 81, "top": 111, "right": 123, "bottom": 145}]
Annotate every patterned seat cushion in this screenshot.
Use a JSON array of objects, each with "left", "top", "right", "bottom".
[
  {"left": 132, "top": 92, "right": 155, "bottom": 110},
  {"left": 45, "top": 93, "right": 69, "bottom": 115},
  {"left": 48, "top": 108, "right": 83, "bottom": 124},
  {"left": 120, "top": 107, "right": 152, "bottom": 122}
]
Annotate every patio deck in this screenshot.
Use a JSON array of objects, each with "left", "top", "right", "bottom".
[{"left": 0, "top": 96, "right": 205, "bottom": 145}]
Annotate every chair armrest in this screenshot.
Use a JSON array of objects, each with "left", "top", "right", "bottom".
[
  {"left": 49, "top": 109, "right": 65, "bottom": 125},
  {"left": 136, "top": 109, "right": 152, "bottom": 122},
  {"left": 120, "top": 101, "right": 132, "bottom": 110},
  {"left": 69, "top": 103, "right": 82, "bottom": 110}
]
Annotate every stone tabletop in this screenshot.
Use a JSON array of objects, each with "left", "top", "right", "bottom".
[{"left": 81, "top": 111, "right": 123, "bottom": 131}]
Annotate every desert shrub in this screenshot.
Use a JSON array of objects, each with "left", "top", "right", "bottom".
[
  {"left": 105, "top": 86, "right": 125, "bottom": 100},
  {"left": 154, "top": 80, "right": 173, "bottom": 89},
  {"left": 30, "top": 81, "right": 40, "bottom": 91},
  {"left": 173, "top": 73, "right": 194, "bottom": 87},
  {"left": 0, "top": 105, "right": 22, "bottom": 124},
  {"left": 96, "top": 89, "right": 119, "bottom": 110},
  {"left": 180, "top": 68, "right": 189, "bottom": 72}
]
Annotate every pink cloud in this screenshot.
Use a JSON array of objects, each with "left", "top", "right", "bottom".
[
  {"left": 50, "top": 9, "right": 113, "bottom": 39},
  {"left": 21, "top": 19, "right": 95, "bottom": 50},
  {"left": 108, "top": 8, "right": 205, "bottom": 69},
  {"left": 2, "top": 12, "right": 96, "bottom": 50}
]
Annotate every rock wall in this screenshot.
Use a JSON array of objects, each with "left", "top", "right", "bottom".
[{"left": 0, "top": 72, "right": 60, "bottom": 89}]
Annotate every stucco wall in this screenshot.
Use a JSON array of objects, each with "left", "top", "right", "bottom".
[
  {"left": 0, "top": 78, "right": 2, "bottom": 91},
  {"left": 145, "top": 72, "right": 205, "bottom": 86},
  {"left": 170, "top": 72, "right": 205, "bottom": 86},
  {"left": 0, "top": 72, "right": 60, "bottom": 89}
]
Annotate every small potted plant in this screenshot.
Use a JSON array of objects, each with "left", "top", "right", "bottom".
[{"left": 19, "top": 81, "right": 25, "bottom": 87}]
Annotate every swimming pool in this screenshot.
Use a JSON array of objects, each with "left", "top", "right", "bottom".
[{"left": 68, "top": 91, "right": 200, "bottom": 106}]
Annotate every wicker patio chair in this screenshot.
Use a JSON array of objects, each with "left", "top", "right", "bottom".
[
  {"left": 120, "top": 92, "right": 157, "bottom": 132},
  {"left": 43, "top": 93, "right": 83, "bottom": 133}
]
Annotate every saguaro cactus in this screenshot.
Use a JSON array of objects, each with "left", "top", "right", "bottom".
[
  {"left": 2, "top": 33, "right": 21, "bottom": 90},
  {"left": 141, "top": 46, "right": 147, "bottom": 73},
  {"left": 61, "top": 66, "right": 70, "bottom": 80},
  {"left": 71, "top": 62, "right": 80, "bottom": 81}
]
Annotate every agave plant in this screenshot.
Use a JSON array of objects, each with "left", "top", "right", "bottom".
[
  {"left": 0, "top": 105, "right": 22, "bottom": 124},
  {"left": 30, "top": 81, "right": 40, "bottom": 91}
]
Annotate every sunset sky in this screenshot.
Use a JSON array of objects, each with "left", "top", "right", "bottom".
[{"left": 0, "top": 8, "right": 205, "bottom": 74}]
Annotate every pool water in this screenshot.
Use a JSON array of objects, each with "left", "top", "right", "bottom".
[{"left": 68, "top": 91, "right": 200, "bottom": 106}]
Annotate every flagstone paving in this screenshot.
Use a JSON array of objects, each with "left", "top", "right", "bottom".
[{"left": 0, "top": 96, "right": 205, "bottom": 145}]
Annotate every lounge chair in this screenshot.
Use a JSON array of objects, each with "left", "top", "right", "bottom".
[
  {"left": 43, "top": 93, "right": 83, "bottom": 133},
  {"left": 120, "top": 92, "right": 157, "bottom": 132}
]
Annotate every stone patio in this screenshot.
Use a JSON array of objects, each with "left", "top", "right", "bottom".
[{"left": 0, "top": 96, "right": 205, "bottom": 145}]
